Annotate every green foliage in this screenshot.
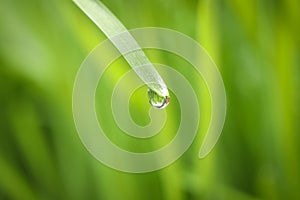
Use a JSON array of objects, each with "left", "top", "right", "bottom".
[{"left": 0, "top": 0, "right": 299, "bottom": 199}]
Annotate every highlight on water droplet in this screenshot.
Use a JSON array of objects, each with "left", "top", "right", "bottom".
[{"left": 148, "top": 88, "right": 170, "bottom": 109}]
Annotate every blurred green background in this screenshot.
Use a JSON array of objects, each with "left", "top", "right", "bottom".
[{"left": 1, "top": 0, "right": 300, "bottom": 199}]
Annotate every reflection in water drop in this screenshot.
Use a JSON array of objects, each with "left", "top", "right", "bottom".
[{"left": 148, "top": 88, "right": 170, "bottom": 109}]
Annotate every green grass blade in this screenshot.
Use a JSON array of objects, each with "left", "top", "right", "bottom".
[{"left": 73, "top": 0, "right": 169, "bottom": 97}]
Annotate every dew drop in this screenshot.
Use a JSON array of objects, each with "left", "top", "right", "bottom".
[{"left": 148, "top": 88, "right": 170, "bottom": 109}]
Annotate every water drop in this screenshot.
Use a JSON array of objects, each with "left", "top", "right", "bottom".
[{"left": 148, "top": 88, "right": 170, "bottom": 109}]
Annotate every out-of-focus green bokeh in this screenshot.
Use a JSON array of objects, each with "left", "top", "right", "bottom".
[{"left": 1, "top": 0, "right": 299, "bottom": 199}]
